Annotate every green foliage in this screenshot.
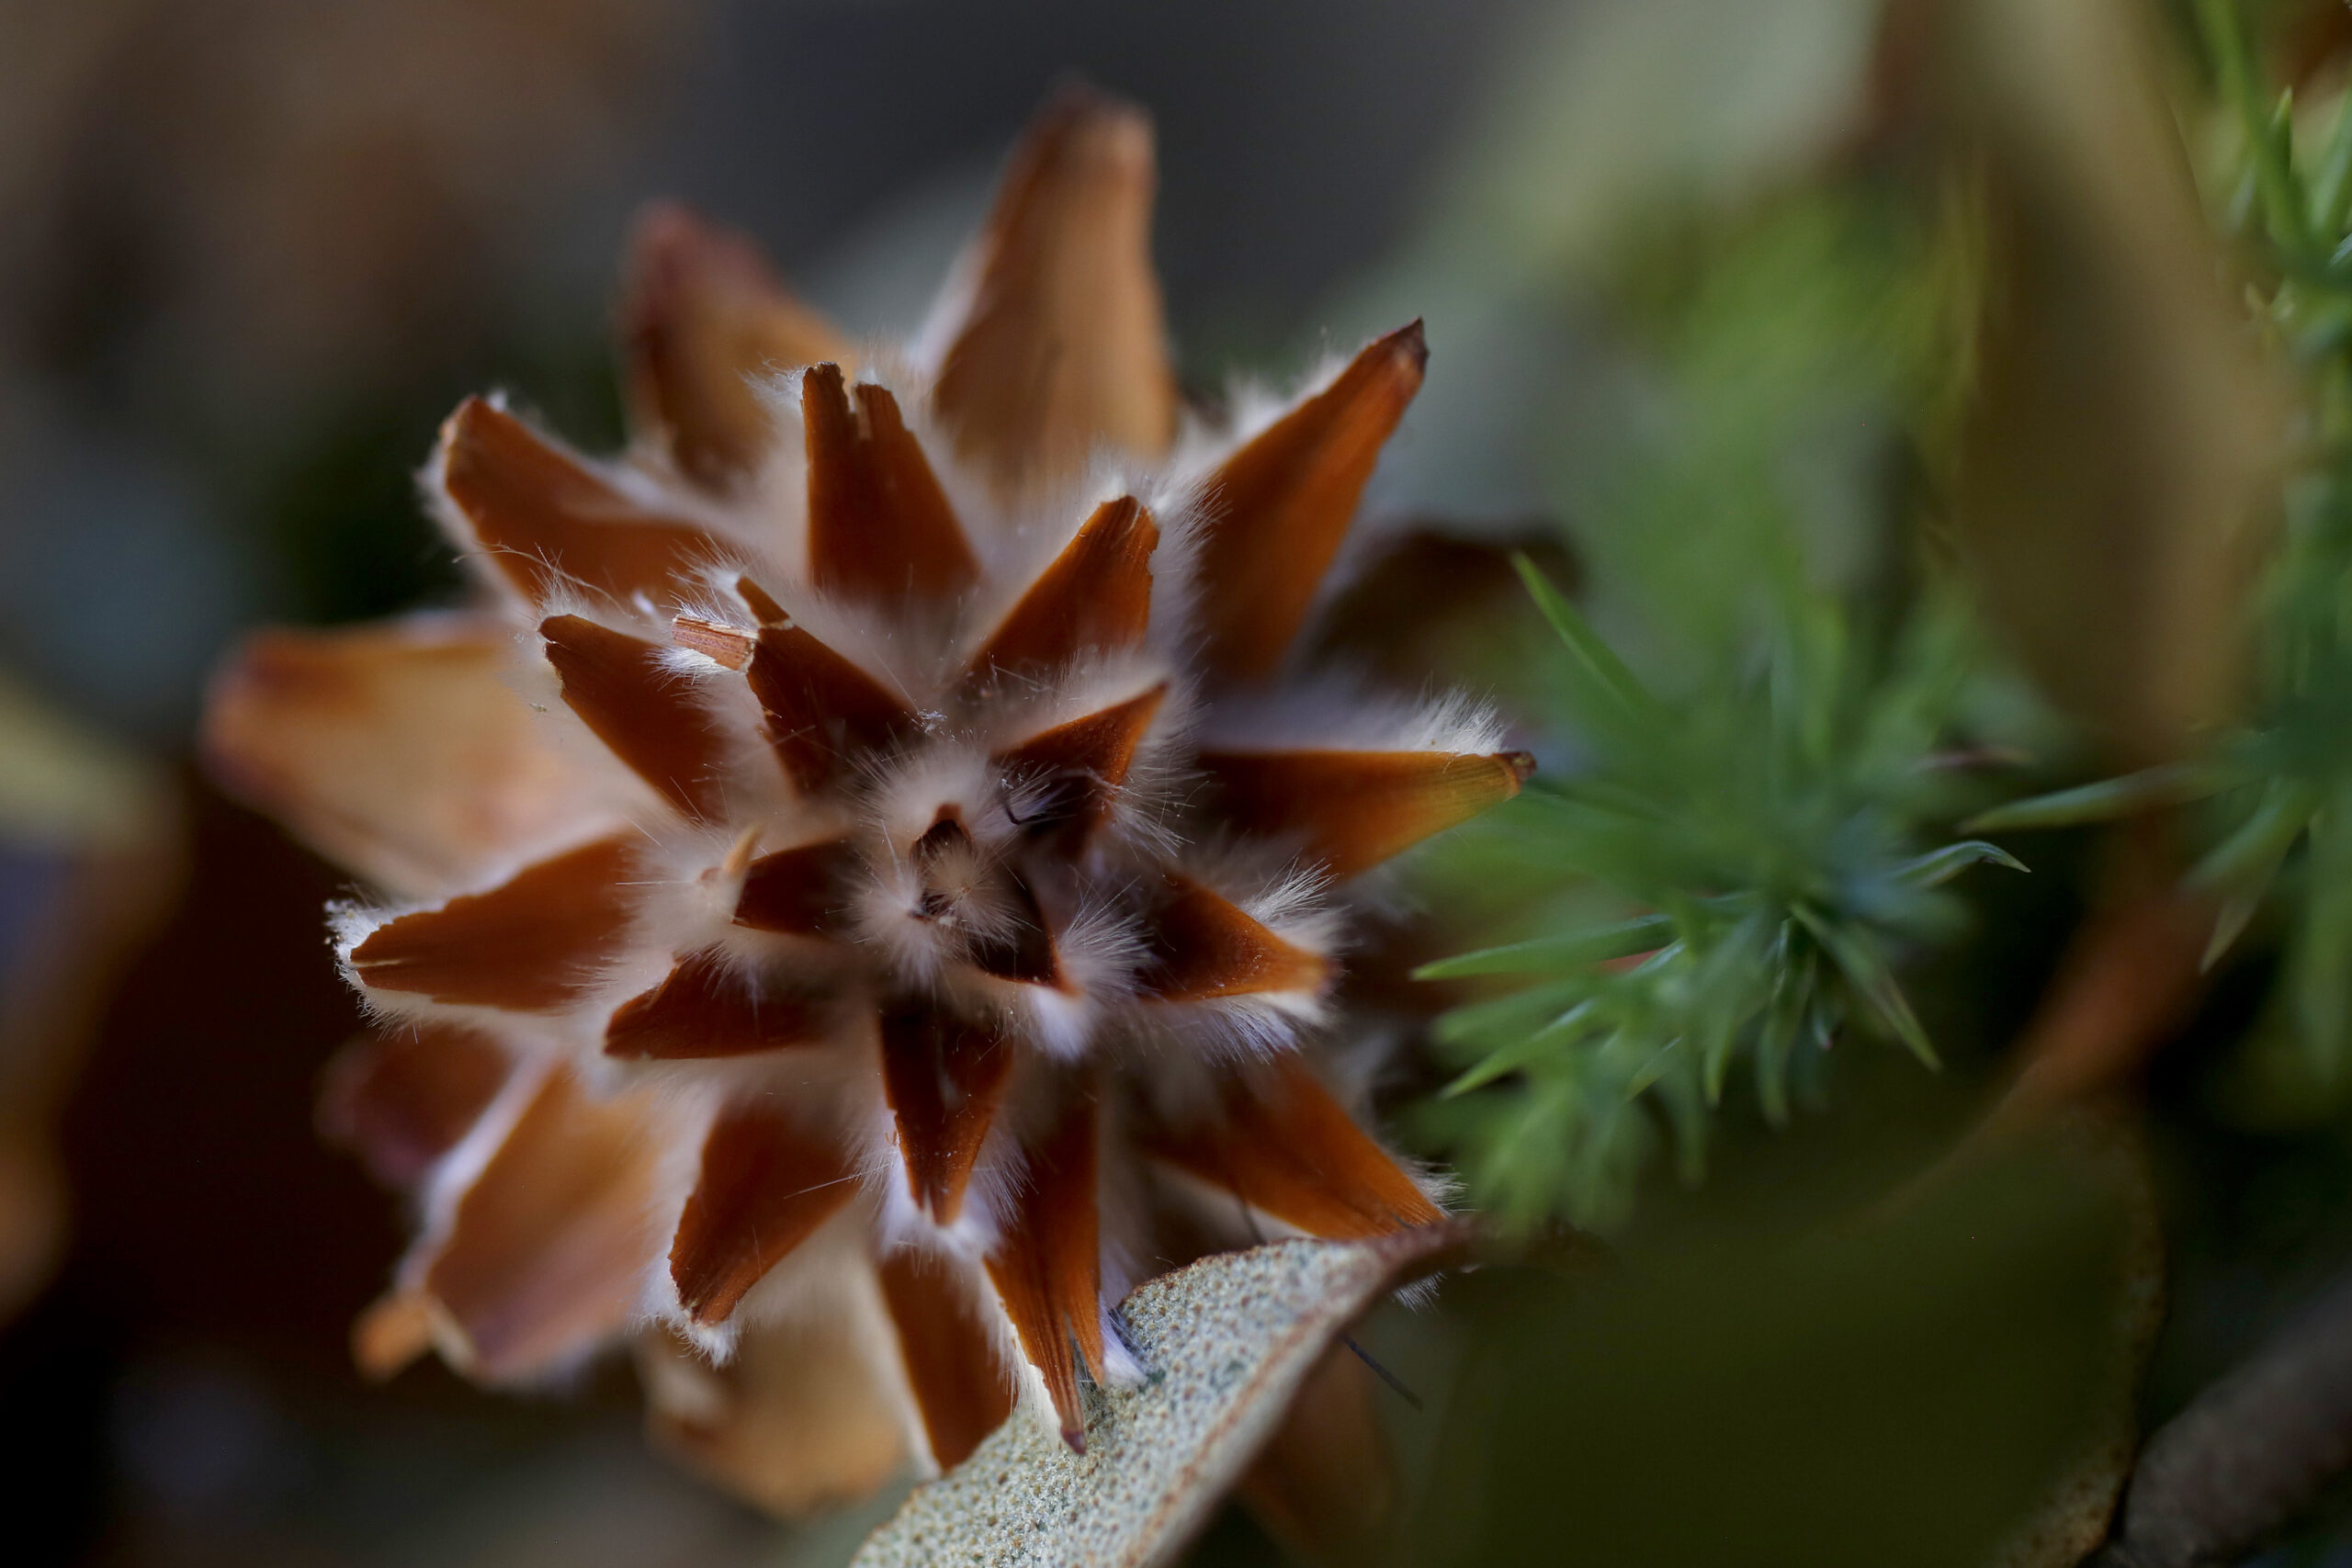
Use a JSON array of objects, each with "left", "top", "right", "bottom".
[
  {"left": 1984, "top": 0, "right": 2352, "bottom": 1099},
  {"left": 1412, "top": 192, "right": 2031, "bottom": 1232}
]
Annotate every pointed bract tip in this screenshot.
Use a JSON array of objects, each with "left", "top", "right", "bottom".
[
  {"left": 1384, "top": 319, "right": 1429, "bottom": 374},
  {"left": 1032, "top": 79, "right": 1155, "bottom": 166},
  {"left": 1503, "top": 750, "right": 1536, "bottom": 784},
  {"left": 1061, "top": 1424, "right": 1088, "bottom": 1456}
]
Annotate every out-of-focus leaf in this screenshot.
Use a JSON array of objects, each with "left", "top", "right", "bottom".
[
  {"left": 1794, "top": 904, "right": 1939, "bottom": 1066},
  {"left": 1891, "top": 839, "right": 2029, "bottom": 888},
  {"left": 1962, "top": 764, "right": 2234, "bottom": 833},
  {"left": 851, "top": 1228, "right": 1460, "bottom": 1568},
  {"left": 1413, "top": 913, "right": 1675, "bottom": 978},
  {"left": 1937, "top": 0, "right": 2285, "bottom": 764}
]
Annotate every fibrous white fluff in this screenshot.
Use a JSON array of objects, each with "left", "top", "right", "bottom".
[{"left": 203, "top": 87, "right": 1528, "bottom": 1513}]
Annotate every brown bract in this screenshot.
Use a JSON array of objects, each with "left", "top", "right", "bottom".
[{"left": 203, "top": 88, "right": 1513, "bottom": 1521}]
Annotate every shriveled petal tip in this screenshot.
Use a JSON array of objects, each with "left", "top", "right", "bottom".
[
  {"left": 878, "top": 1252, "right": 1017, "bottom": 1471},
  {"left": 438, "top": 397, "right": 729, "bottom": 612},
  {"left": 1195, "top": 322, "right": 1429, "bottom": 680},
  {"left": 803, "top": 365, "right": 978, "bottom": 604},
  {"left": 1136, "top": 874, "right": 1329, "bottom": 1001},
  {"left": 605, "top": 948, "right": 830, "bottom": 1060},
  {"left": 422, "top": 1067, "right": 663, "bottom": 1382},
  {"left": 933, "top": 86, "right": 1176, "bottom": 493},
  {"left": 967, "top": 496, "right": 1158, "bottom": 683},
  {"left": 1197, "top": 744, "right": 1531, "bottom": 879},
  {"left": 622, "top": 200, "right": 847, "bottom": 491},
  {"left": 1144, "top": 1055, "right": 1441, "bottom": 1240},
  {"left": 202, "top": 616, "right": 604, "bottom": 899},
  {"left": 540, "top": 615, "right": 731, "bottom": 822},
  {"left": 669, "top": 1105, "right": 856, "bottom": 1325},
  {"left": 746, "top": 621, "right": 918, "bottom": 793},
  {"left": 350, "top": 834, "right": 639, "bottom": 1011},
  {"left": 985, "top": 1092, "right": 1104, "bottom": 1443},
  {"left": 319, "top": 1022, "right": 510, "bottom": 1190},
  {"left": 879, "top": 1003, "right": 1015, "bottom": 1223}
]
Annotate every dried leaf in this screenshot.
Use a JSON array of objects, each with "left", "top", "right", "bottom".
[{"left": 854, "top": 1228, "right": 1458, "bottom": 1568}]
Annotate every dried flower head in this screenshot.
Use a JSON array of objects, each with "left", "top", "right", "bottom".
[{"left": 205, "top": 88, "right": 1525, "bottom": 1507}]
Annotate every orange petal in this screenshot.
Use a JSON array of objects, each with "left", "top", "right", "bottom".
[
  {"left": 1193, "top": 324, "right": 1428, "bottom": 679},
  {"left": 967, "top": 496, "right": 1158, "bottom": 682},
  {"left": 733, "top": 837, "right": 859, "bottom": 935},
  {"left": 803, "top": 364, "right": 978, "bottom": 603},
  {"left": 669, "top": 1104, "right": 856, "bottom": 1325},
  {"left": 984, "top": 1091, "right": 1102, "bottom": 1449},
  {"left": 639, "top": 1315, "right": 906, "bottom": 1517},
  {"left": 605, "top": 947, "right": 830, "bottom": 1060},
  {"left": 746, "top": 621, "right": 918, "bottom": 794},
  {"left": 541, "top": 614, "right": 730, "bottom": 822},
  {"left": 991, "top": 682, "right": 1166, "bottom": 843},
  {"left": 1136, "top": 874, "right": 1329, "bottom": 1001},
  {"left": 877, "top": 1249, "right": 1018, "bottom": 1471},
  {"left": 351, "top": 834, "right": 639, "bottom": 1011},
  {"left": 878, "top": 1002, "right": 1015, "bottom": 1224},
  {"left": 202, "top": 615, "right": 606, "bottom": 898},
  {"left": 1195, "top": 745, "right": 1532, "bottom": 879},
  {"left": 932, "top": 88, "right": 1176, "bottom": 492},
  {"left": 439, "top": 397, "right": 729, "bottom": 611},
  {"left": 1143, "top": 1055, "right": 1440, "bottom": 1240},
  {"left": 621, "top": 200, "right": 847, "bottom": 491},
  {"left": 318, "top": 1022, "right": 511, "bottom": 1189},
  {"left": 422, "top": 1067, "right": 662, "bottom": 1380}
]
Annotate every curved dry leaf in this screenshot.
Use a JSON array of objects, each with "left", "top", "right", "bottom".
[{"left": 853, "top": 1227, "right": 1458, "bottom": 1568}]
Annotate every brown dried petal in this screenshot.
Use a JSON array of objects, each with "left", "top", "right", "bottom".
[
  {"left": 202, "top": 615, "right": 606, "bottom": 898},
  {"left": 932, "top": 88, "right": 1175, "bottom": 493},
  {"left": 1195, "top": 745, "right": 1532, "bottom": 879},
  {"left": 804, "top": 364, "right": 978, "bottom": 603},
  {"left": 746, "top": 621, "right": 918, "bottom": 794},
  {"left": 421, "top": 1067, "right": 663, "bottom": 1381},
  {"left": 1136, "top": 874, "right": 1329, "bottom": 1001},
  {"left": 879, "top": 1003, "right": 1015, "bottom": 1224},
  {"left": 878, "top": 1250, "right": 1018, "bottom": 1471},
  {"left": 669, "top": 1103, "right": 857, "bottom": 1324},
  {"left": 439, "top": 397, "right": 728, "bottom": 612},
  {"left": 605, "top": 947, "right": 831, "bottom": 1060},
  {"left": 350, "top": 834, "right": 639, "bottom": 1011},
  {"left": 985, "top": 1091, "right": 1103, "bottom": 1448},
  {"left": 1194, "top": 323, "right": 1428, "bottom": 680},
  {"left": 541, "top": 614, "right": 731, "bottom": 822},
  {"left": 1143, "top": 1055, "right": 1440, "bottom": 1240},
  {"left": 733, "top": 837, "right": 860, "bottom": 935},
  {"left": 622, "top": 200, "right": 847, "bottom": 491},
  {"left": 319, "top": 1022, "right": 510, "bottom": 1190},
  {"left": 967, "top": 495, "right": 1158, "bottom": 682}
]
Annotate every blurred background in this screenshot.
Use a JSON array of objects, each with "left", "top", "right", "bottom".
[{"left": 14, "top": 0, "right": 2352, "bottom": 1564}]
